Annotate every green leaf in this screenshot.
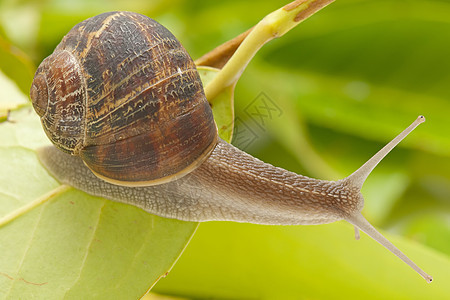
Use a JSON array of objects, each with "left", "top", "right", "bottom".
[
  {"left": 0, "top": 69, "right": 29, "bottom": 119},
  {"left": 0, "top": 50, "right": 235, "bottom": 298},
  {"left": 154, "top": 221, "right": 450, "bottom": 299},
  {"left": 0, "top": 108, "right": 198, "bottom": 299}
]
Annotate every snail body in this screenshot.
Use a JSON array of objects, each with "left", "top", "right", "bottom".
[
  {"left": 31, "top": 11, "right": 432, "bottom": 282},
  {"left": 39, "top": 138, "right": 349, "bottom": 225}
]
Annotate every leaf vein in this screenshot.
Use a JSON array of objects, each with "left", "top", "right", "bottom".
[
  {"left": 113, "top": 216, "right": 155, "bottom": 290},
  {"left": 4, "top": 201, "right": 47, "bottom": 297},
  {"left": 62, "top": 199, "right": 106, "bottom": 298}
]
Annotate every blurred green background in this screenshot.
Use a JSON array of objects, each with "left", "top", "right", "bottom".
[{"left": 1, "top": 0, "right": 449, "bottom": 298}]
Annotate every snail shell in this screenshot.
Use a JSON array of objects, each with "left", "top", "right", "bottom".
[{"left": 30, "top": 11, "right": 218, "bottom": 186}]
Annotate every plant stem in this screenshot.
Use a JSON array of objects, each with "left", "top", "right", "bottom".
[
  {"left": 204, "top": 0, "right": 335, "bottom": 101},
  {"left": 195, "top": 27, "right": 254, "bottom": 69}
]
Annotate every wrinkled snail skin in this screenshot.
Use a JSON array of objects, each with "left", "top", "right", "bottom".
[
  {"left": 38, "top": 138, "right": 356, "bottom": 225},
  {"left": 32, "top": 11, "right": 432, "bottom": 282}
]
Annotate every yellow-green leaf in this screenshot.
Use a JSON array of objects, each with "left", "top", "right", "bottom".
[{"left": 0, "top": 65, "right": 234, "bottom": 298}]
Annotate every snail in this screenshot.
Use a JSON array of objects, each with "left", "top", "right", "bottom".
[{"left": 30, "top": 11, "right": 432, "bottom": 282}]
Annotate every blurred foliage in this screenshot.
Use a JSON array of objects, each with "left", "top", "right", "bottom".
[{"left": 0, "top": 0, "right": 449, "bottom": 298}]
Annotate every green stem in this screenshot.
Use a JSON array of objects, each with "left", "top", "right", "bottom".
[
  {"left": 204, "top": 0, "right": 335, "bottom": 101},
  {"left": 0, "top": 184, "right": 71, "bottom": 227}
]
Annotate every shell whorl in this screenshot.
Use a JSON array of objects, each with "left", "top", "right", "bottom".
[
  {"left": 31, "top": 11, "right": 218, "bottom": 186},
  {"left": 30, "top": 49, "right": 87, "bottom": 154}
]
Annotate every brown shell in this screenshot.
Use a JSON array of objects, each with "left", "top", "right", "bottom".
[{"left": 30, "top": 11, "right": 218, "bottom": 186}]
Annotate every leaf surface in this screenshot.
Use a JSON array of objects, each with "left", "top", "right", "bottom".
[
  {"left": 154, "top": 221, "right": 450, "bottom": 299},
  {"left": 0, "top": 107, "right": 198, "bottom": 299},
  {"left": 0, "top": 67, "right": 233, "bottom": 299}
]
